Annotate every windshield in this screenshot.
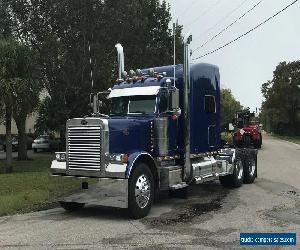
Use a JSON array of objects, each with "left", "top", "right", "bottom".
[{"left": 110, "top": 95, "right": 156, "bottom": 115}]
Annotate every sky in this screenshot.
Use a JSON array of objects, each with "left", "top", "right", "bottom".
[{"left": 166, "top": 0, "right": 300, "bottom": 112}]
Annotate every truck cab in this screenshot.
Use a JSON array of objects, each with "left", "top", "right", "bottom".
[{"left": 51, "top": 40, "right": 258, "bottom": 218}]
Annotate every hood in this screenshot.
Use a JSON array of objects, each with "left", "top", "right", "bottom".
[{"left": 108, "top": 117, "right": 152, "bottom": 154}]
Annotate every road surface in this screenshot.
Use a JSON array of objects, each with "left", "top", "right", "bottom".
[{"left": 0, "top": 134, "right": 299, "bottom": 249}]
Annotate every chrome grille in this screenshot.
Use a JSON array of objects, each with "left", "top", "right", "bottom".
[{"left": 67, "top": 126, "right": 101, "bottom": 171}]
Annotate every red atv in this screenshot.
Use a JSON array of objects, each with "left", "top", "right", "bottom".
[{"left": 233, "top": 110, "right": 262, "bottom": 149}]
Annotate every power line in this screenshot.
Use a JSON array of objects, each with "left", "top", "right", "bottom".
[
  {"left": 178, "top": 0, "right": 199, "bottom": 18},
  {"left": 193, "top": 0, "right": 263, "bottom": 53},
  {"left": 184, "top": 0, "right": 222, "bottom": 29},
  {"left": 193, "top": 0, "right": 251, "bottom": 41},
  {"left": 192, "top": 0, "right": 299, "bottom": 61}
]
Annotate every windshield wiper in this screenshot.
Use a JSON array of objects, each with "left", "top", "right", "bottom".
[
  {"left": 129, "top": 111, "right": 147, "bottom": 114},
  {"left": 110, "top": 113, "right": 126, "bottom": 116}
]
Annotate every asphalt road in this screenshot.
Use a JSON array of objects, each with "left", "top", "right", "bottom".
[{"left": 0, "top": 134, "right": 299, "bottom": 249}]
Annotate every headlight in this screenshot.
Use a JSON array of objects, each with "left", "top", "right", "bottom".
[
  {"left": 109, "top": 153, "right": 128, "bottom": 163},
  {"left": 55, "top": 152, "right": 66, "bottom": 162}
]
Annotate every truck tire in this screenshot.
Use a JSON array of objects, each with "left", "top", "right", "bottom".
[
  {"left": 244, "top": 135, "right": 251, "bottom": 147},
  {"left": 219, "top": 157, "right": 244, "bottom": 188},
  {"left": 59, "top": 201, "right": 85, "bottom": 211},
  {"left": 33, "top": 148, "right": 37, "bottom": 153},
  {"left": 243, "top": 152, "right": 257, "bottom": 184},
  {"left": 258, "top": 136, "right": 262, "bottom": 149},
  {"left": 128, "top": 163, "right": 154, "bottom": 219}
]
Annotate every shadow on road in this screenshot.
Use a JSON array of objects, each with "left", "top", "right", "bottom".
[{"left": 37, "top": 182, "right": 230, "bottom": 222}]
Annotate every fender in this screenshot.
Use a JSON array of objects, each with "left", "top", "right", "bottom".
[{"left": 125, "top": 151, "right": 156, "bottom": 178}]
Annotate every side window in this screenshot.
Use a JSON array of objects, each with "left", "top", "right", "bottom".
[{"left": 205, "top": 95, "right": 216, "bottom": 113}]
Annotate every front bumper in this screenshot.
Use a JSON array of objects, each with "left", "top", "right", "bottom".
[
  {"left": 51, "top": 160, "right": 128, "bottom": 208},
  {"left": 51, "top": 174, "right": 128, "bottom": 208},
  {"left": 51, "top": 159, "right": 127, "bottom": 178}
]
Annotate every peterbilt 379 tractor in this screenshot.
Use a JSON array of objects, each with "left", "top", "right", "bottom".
[
  {"left": 233, "top": 109, "right": 262, "bottom": 149},
  {"left": 51, "top": 34, "right": 258, "bottom": 219}
]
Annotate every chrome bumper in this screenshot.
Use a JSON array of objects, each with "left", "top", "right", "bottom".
[
  {"left": 51, "top": 159, "right": 127, "bottom": 178},
  {"left": 51, "top": 175, "right": 128, "bottom": 208}
]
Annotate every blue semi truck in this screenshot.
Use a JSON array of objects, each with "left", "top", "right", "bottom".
[{"left": 51, "top": 35, "right": 257, "bottom": 218}]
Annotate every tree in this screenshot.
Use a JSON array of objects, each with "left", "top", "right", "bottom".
[
  {"left": 0, "top": 39, "right": 18, "bottom": 172},
  {"left": 220, "top": 88, "right": 243, "bottom": 131},
  {"left": 261, "top": 61, "right": 300, "bottom": 135},
  {"left": 5, "top": 0, "right": 183, "bottom": 137},
  {"left": 0, "top": 39, "right": 42, "bottom": 168},
  {"left": 11, "top": 46, "right": 42, "bottom": 160}
]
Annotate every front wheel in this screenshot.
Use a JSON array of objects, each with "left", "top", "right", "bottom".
[
  {"left": 128, "top": 163, "right": 154, "bottom": 219},
  {"left": 219, "top": 157, "right": 244, "bottom": 188},
  {"left": 59, "top": 201, "right": 85, "bottom": 211}
]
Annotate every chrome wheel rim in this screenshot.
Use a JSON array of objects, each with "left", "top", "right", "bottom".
[
  {"left": 135, "top": 174, "right": 150, "bottom": 209},
  {"left": 249, "top": 159, "right": 256, "bottom": 176},
  {"left": 236, "top": 159, "right": 243, "bottom": 180}
]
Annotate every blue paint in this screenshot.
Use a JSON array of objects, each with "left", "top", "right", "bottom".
[
  {"left": 125, "top": 152, "right": 154, "bottom": 178},
  {"left": 149, "top": 63, "right": 221, "bottom": 153},
  {"left": 108, "top": 118, "right": 152, "bottom": 154},
  {"left": 109, "top": 63, "right": 221, "bottom": 176}
]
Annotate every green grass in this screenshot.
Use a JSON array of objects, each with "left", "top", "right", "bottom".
[
  {"left": 0, "top": 155, "right": 82, "bottom": 216},
  {"left": 273, "top": 135, "right": 300, "bottom": 145}
]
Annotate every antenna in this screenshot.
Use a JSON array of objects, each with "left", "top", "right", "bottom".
[{"left": 173, "top": 22, "right": 176, "bottom": 82}]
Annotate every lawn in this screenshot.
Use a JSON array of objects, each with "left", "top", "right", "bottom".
[
  {"left": 0, "top": 154, "right": 82, "bottom": 216},
  {"left": 273, "top": 135, "right": 300, "bottom": 145}
]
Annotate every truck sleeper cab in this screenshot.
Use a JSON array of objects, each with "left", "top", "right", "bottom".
[{"left": 51, "top": 42, "right": 258, "bottom": 219}]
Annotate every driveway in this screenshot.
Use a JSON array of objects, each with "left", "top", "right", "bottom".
[{"left": 0, "top": 134, "right": 299, "bottom": 249}]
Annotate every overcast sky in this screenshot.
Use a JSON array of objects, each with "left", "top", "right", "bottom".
[{"left": 166, "top": 0, "right": 300, "bottom": 111}]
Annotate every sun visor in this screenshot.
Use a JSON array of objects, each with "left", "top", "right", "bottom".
[{"left": 108, "top": 86, "right": 160, "bottom": 98}]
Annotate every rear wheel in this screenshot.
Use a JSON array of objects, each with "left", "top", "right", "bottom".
[
  {"left": 219, "top": 157, "right": 244, "bottom": 188},
  {"left": 243, "top": 152, "right": 257, "bottom": 184},
  {"left": 33, "top": 148, "right": 37, "bottom": 153},
  {"left": 244, "top": 135, "right": 251, "bottom": 147},
  {"left": 59, "top": 201, "right": 85, "bottom": 211},
  {"left": 128, "top": 163, "right": 154, "bottom": 219}
]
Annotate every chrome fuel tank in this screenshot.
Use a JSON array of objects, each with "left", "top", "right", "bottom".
[{"left": 153, "top": 117, "right": 169, "bottom": 156}]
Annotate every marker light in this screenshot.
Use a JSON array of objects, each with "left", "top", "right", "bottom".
[
  {"left": 121, "top": 71, "right": 128, "bottom": 79},
  {"left": 122, "top": 154, "right": 129, "bottom": 163},
  {"left": 129, "top": 70, "right": 136, "bottom": 77},
  {"left": 109, "top": 153, "right": 129, "bottom": 163},
  {"left": 115, "top": 79, "right": 123, "bottom": 84},
  {"left": 157, "top": 74, "right": 163, "bottom": 81},
  {"left": 132, "top": 76, "right": 138, "bottom": 83},
  {"left": 136, "top": 69, "right": 142, "bottom": 77},
  {"left": 148, "top": 68, "right": 155, "bottom": 77}
]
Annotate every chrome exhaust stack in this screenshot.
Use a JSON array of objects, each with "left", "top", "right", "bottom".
[
  {"left": 183, "top": 32, "right": 192, "bottom": 182},
  {"left": 115, "top": 43, "right": 125, "bottom": 79}
]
